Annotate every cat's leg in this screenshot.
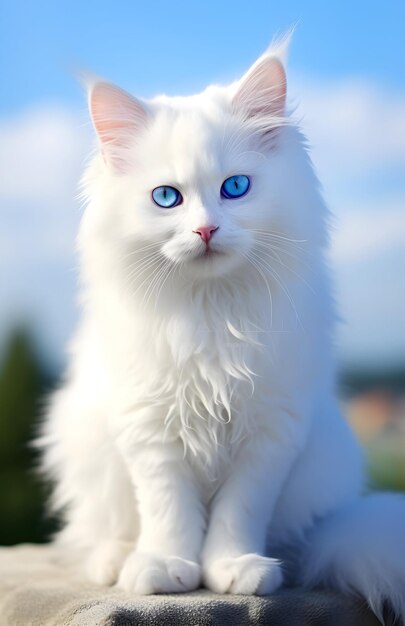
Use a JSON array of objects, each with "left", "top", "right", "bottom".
[
  {"left": 202, "top": 417, "right": 307, "bottom": 595},
  {"left": 72, "top": 446, "right": 136, "bottom": 586},
  {"left": 114, "top": 412, "right": 206, "bottom": 594},
  {"left": 40, "top": 385, "right": 137, "bottom": 586}
]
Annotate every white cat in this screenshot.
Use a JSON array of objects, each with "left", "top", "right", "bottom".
[{"left": 38, "top": 36, "right": 405, "bottom": 620}]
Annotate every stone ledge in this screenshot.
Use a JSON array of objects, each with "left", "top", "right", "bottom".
[{"left": 0, "top": 544, "right": 389, "bottom": 625}]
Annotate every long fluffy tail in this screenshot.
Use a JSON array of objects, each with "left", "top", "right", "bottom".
[{"left": 300, "top": 493, "right": 405, "bottom": 623}]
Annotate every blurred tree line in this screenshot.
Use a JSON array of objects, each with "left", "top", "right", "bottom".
[{"left": 0, "top": 329, "right": 57, "bottom": 545}]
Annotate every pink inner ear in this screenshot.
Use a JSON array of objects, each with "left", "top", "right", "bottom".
[
  {"left": 89, "top": 82, "right": 148, "bottom": 154},
  {"left": 233, "top": 57, "right": 287, "bottom": 119}
]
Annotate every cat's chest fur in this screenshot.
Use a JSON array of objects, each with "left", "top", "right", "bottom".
[{"left": 151, "top": 281, "right": 267, "bottom": 474}]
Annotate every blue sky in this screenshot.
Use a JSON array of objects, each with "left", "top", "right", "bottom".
[
  {"left": 1, "top": 0, "right": 404, "bottom": 369},
  {"left": 2, "top": 0, "right": 404, "bottom": 112}
]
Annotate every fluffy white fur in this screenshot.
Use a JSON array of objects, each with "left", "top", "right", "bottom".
[{"left": 38, "top": 38, "right": 405, "bottom": 619}]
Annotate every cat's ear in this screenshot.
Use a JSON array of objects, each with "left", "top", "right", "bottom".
[
  {"left": 88, "top": 81, "right": 148, "bottom": 172},
  {"left": 233, "top": 55, "right": 286, "bottom": 121}
]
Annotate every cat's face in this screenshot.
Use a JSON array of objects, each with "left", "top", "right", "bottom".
[
  {"left": 87, "top": 52, "right": 307, "bottom": 281},
  {"left": 110, "top": 106, "right": 281, "bottom": 279}
]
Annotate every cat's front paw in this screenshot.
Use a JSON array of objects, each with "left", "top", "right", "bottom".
[
  {"left": 117, "top": 551, "right": 201, "bottom": 594},
  {"left": 203, "top": 554, "right": 283, "bottom": 595}
]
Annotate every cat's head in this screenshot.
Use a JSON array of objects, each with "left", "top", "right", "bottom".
[{"left": 84, "top": 40, "right": 318, "bottom": 283}]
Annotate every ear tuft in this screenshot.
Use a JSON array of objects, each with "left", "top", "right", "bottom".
[
  {"left": 233, "top": 55, "right": 287, "bottom": 123},
  {"left": 265, "top": 26, "right": 295, "bottom": 66},
  {"left": 88, "top": 81, "right": 148, "bottom": 171}
]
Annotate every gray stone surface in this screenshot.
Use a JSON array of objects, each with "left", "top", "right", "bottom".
[{"left": 0, "top": 544, "right": 388, "bottom": 625}]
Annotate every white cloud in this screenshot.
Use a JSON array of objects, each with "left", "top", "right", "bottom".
[
  {"left": 0, "top": 106, "right": 88, "bottom": 204},
  {"left": 0, "top": 106, "right": 89, "bottom": 364},
  {"left": 330, "top": 203, "right": 405, "bottom": 265},
  {"left": 292, "top": 77, "right": 405, "bottom": 184},
  {"left": 0, "top": 106, "right": 88, "bottom": 261}
]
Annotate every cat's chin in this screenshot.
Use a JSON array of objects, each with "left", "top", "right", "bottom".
[
  {"left": 163, "top": 246, "right": 243, "bottom": 280},
  {"left": 182, "top": 249, "right": 243, "bottom": 279}
]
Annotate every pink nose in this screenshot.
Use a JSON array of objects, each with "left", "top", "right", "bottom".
[{"left": 193, "top": 225, "right": 219, "bottom": 245}]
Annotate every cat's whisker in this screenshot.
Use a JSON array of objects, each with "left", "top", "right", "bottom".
[
  {"left": 124, "top": 253, "right": 164, "bottom": 287},
  {"left": 251, "top": 232, "right": 311, "bottom": 257},
  {"left": 127, "top": 256, "right": 165, "bottom": 299},
  {"left": 237, "top": 149, "right": 267, "bottom": 161},
  {"left": 248, "top": 228, "right": 308, "bottom": 244},
  {"left": 122, "top": 247, "right": 162, "bottom": 271},
  {"left": 148, "top": 260, "right": 171, "bottom": 310},
  {"left": 126, "top": 249, "right": 163, "bottom": 270},
  {"left": 254, "top": 241, "right": 314, "bottom": 285},
  {"left": 125, "top": 252, "right": 162, "bottom": 276},
  {"left": 226, "top": 134, "right": 253, "bottom": 159},
  {"left": 254, "top": 245, "right": 316, "bottom": 295},
  {"left": 241, "top": 251, "right": 273, "bottom": 327},
  {"left": 222, "top": 123, "right": 252, "bottom": 157},
  {"left": 141, "top": 258, "right": 171, "bottom": 310},
  {"left": 251, "top": 234, "right": 307, "bottom": 249},
  {"left": 249, "top": 249, "right": 303, "bottom": 329},
  {"left": 120, "top": 240, "right": 166, "bottom": 262},
  {"left": 220, "top": 117, "right": 233, "bottom": 155},
  {"left": 255, "top": 240, "right": 311, "bottom": 267},
  {"left": 123, "top": 244, "right": 163, "bottom": 259},
  {"left": 138, "top": 258, "right": 167, "bottom": 302},
  {"left": 154, "top": 260, "right": 178, "bottom": 313}
]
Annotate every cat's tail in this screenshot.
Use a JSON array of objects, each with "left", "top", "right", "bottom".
[{"left": 300, "top": 493, "right": 405, "bottom": 623}]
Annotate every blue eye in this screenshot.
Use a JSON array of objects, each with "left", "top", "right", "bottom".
[
  {"left": 221, "top": 175, "right": 250, "bottom": 199},
  {"left": 152, "top": 186, "right": 182, "bottom": 208}
]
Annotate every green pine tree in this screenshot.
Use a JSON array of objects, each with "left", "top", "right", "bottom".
[{"left": 0, "top": 329, "right": 56, "bottom": 545}]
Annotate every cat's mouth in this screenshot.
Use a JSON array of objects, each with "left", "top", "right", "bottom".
[
  {"left": 204, "top": 248, "right": 221, "bottom": 257},
  {"left": 196, "top": 247, "right": 225, "bottom": 260}
]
